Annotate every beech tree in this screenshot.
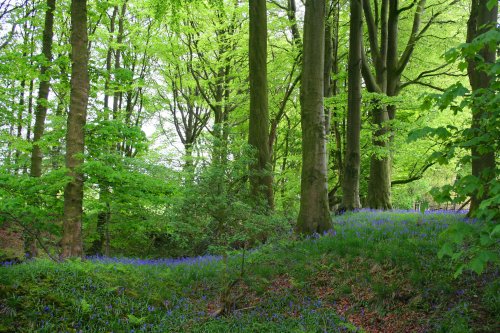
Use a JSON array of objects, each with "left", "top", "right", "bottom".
[
  {"left": 24, "top": 0, "right": 55, "bottom": 258},
  {"left": 296, "top": 0, "right": 331, "bottom": 234},
  {"left": 249, "top": 0, "right": 274, "bottom": 210},
  {"left": 466, "top": 0, "right": 497, "bottom": 215},
  {"left": 361, "top": 0, "right": 456, "bottom": 209},
  {"left": 61, "top": 0, "right": 89, "bottom": 258},
  {"left": 342, "top": 0, "right": 362, "bottom": 210}
]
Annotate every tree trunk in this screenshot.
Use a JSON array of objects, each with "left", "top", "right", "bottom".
[
  {"left": 342, "top": 0, "right": 362, "bottom": 210},
  {"left": 361, "top": 0, "right": 429, "bottom": 210},
  {"left": 466, "top": 0, "right": 497, "bottom": 215},
  {"left": 30, "top": 0, "right": 55, "bottom": 178},
  {"left": 248, "top": 0, "right": 274, "bottom": 210},
  {"left": 61, "top": 0, "right": 89, "bottom": 259},
  {"left": 296, "top": 0, "right": 331, "bottom": 234},
  {"left": 323, "top": 5, "right": 333, "bottom": 134},
  {"left": 112, "top": 3, "right": 126, "bottom": 120},
  {"left": 104, "top": 6, "right": 118, "bottom": 115},
  {"left": 367, "top": 105, "right": 392, "bottom": 209},
  {"left": 24, "top": 0, "right": 55, "bottom": 258},
  {"left": 15, "top": 79, "right": 25, "bottom": 174},
  {"left": 329, "top": 1, "right": 343, "bottom": 207},
  {"left": 89, "top": 185, "right": 110, "bottom": 256}
]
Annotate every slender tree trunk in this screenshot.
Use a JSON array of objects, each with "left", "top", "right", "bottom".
[
  {"left": 14, "top": 79, "right": 26, "bottom": 174},
  {"left": 296, "top": 0, "right": 331, "bottom": 234},
  {"left": 61, "top": 0, "right": 89, "bottom": 259},
  {"left": 280, "top": 115, "right": 291, "bottom": 208},
  {"left": 30, "top": 0, "right": 55, "bottom": 178},
  {"left": 342, "top": 0, "right": 362, "bottom": 210},
  {"left": 329, "top": 1, "right": 343, "bottom": 206},
  {"left": 24, "top": 0, "right": 55, "bottom": 258},
  {"left": 323, "top": 5, "right": 333, "bottom": 134},
  {"left": 91, "top": 7, "right": 118, "bottom": 256},
  {"left": 248, "top": 0, "right": 274, "bottom": 210},
  {"left": 89, "top": 185, "right": 110, "bottom": 256},
  {"left": 466, "top": 0, "right": 497, "bottom": 215},
  {"left": 25, "top": 79, "right": 34, "bottom": 143},
  {"left": 112, "top": 3, "right": 126, "bottom": 120},
  {"left": 50, "top": 93, "right": 66, "bottom": 170},
  {"left": 104, "top": 6, "right": 117, "bottom": 115},
  {"left": 287, "top": 0, "right": 302, "bottom": 47}
]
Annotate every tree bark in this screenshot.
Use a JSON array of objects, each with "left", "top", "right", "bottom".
[
  {"left": 89, "top": 185, "right": 110, "bottom": 256},
  {"left": 61, "top": 0, "right": 89, "bottom": 259},
  {"left": 342, "top": 0, "right": 362, "bottom": 210},
  {"left": 323, "top": 4, "right": 333, "bottom": 134},
  {"left": 30, "top": 0, "right": 55, "bottom": 178},
  {"left": 361, "top": 0, "right": 429, "bottom": 210},
  {"left": 23, "top": 0, "right": 55, "bottom": 258},
  {"left": 466, "top": 0, "right": 497, "bottom": 215},
  {"left": 104, "top": 6, "right": 118, "bottom": 115},
  {"left": 14, "top": 79, "right": 25, "bottom": 174},
  {"left": 112, "top": 3, "right": 127, "bottom": 120},
  {"left": 296, "top": 0, "right": 331, "bottom": 234},
  {"left": 329, "top": 1, "right": 343, "bottom": 207},
  {"left": 248, "top": 0, "right": 274, "bottom": 210}
]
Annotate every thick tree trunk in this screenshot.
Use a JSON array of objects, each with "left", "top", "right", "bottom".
[
  {"left": 248, "top": 0, "right": 274, "bottom": 210},
  {"left": 61, "top": 0, "right": 89, "bottom": 259},
  {"left": 296, "top": 0, "right": 331, "bottom": 234},
  {"left": 367, "top": 106, "right": 392, "bottom": 209},
  {"left": 466, "top": 0, "right": 497, "bottom": 215},
  {"left": 342, "top": 0, "right": 362, "bottom": 210},
  {"left": 361, "top": 0, "right": 429, "bottom": 210}
]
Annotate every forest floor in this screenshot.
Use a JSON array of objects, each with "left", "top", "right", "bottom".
[{"left": 0, "top": 211, "right": 499, "bottom": 332}]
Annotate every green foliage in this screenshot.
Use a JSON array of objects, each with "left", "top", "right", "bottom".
[
  {"left": 1, "top": 212, "right": 498, "bottom": 332},
  {"left": 411, "top": 29, "right": 500, "bottom": 277},
  {"left": 0, "top": 168, "right": 67, "bottom": 254},
  {"left": 162, "top": 142, "right": 290, "bottom": 257}
]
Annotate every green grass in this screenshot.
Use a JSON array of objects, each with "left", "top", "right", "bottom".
[{"left": 1, "top": 211, "right": 499, "bottom": 332}]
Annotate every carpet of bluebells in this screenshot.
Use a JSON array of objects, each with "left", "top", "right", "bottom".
[{"left": 1, "top": 210, "right": 499, "bottom": 332}]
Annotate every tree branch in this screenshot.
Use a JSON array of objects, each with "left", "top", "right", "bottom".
[
  {"left": 396, "top": 0, "right": 426, "bottom": 75},
  {"left": 391, "top": 161, "right": 436, "bottom": 186},
  {"left": 361, "top": 45, "right": 381, "bottom": 93},
  {"left": 362, "top": 0, "right": 380, "bottom": 61}
]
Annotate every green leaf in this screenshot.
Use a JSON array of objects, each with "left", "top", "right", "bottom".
[
  {"left": 438, "top": 243, "right": 454, "bottom": 259},
  {"left": 454, "top": 264, "right": 466, "bottom": 278},
  {"left": 487, "top": 0, "right": 497, "bottom": 11},
  {"left": 468, "top": 251, "right": 497, "bottom": 275},
  {"left": 480, "top": 233, "right": 495, "bottom": 247},
  {"left": 80, "top": 299, "right": 91, "bottom": 313},
  {"left": 127, "top": 314, "right": 146, "bottom": 325},
  {"left": 490, "top": 224, "right": 500, "bottom": 237}
]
